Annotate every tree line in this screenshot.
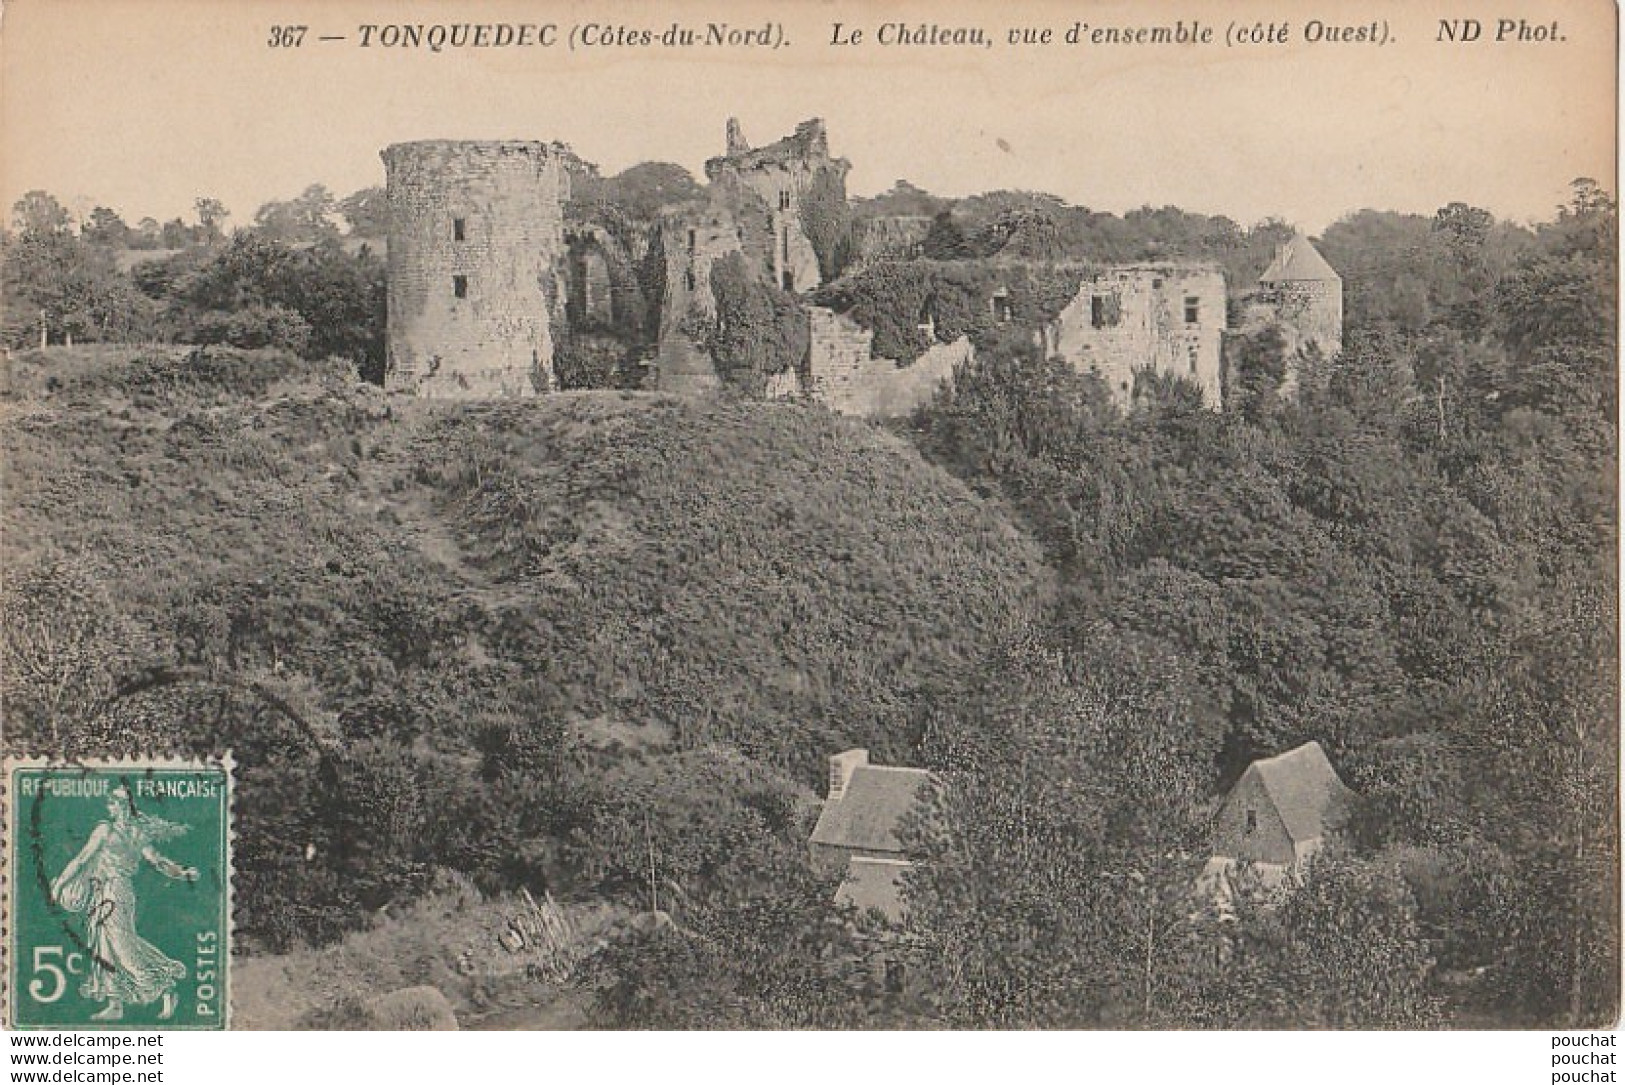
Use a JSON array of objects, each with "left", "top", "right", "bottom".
[{"left": 1, "top": 186, "right": 388, "bottom": 375}]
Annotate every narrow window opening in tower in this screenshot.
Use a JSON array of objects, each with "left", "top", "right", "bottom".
[
  {"left": 1184, "top": 297, "right": 1200, "bottom": 324},
  {"left": 687, "top": 229, "right": 697, "bottom": 254},
  {"left": 778, "top": 190, "right": 791, "bottom": 211},
  {"left": 684, "top": 270, "right": 696, "bottom": 291},
  {"left": 1091, "top": 293, "right": 1122, "bottom": 329},
  {"left": 453, "top": 275, "right": 468, "bottom": 299},
  {"left": 782, "top": 270, "right": 795, "bottom": 291},
  {"left": 453, "top": 218, "right": 466, "bottom": 242}
]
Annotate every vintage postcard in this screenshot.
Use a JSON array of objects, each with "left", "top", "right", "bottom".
[{"left": 0, "top": 0, "right": 1616, "bottom": 1035}]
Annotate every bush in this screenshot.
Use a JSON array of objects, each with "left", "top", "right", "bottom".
[
  {"left": 695, "top": 253, "right": 809, "bottom": 394},
  {"left": 154, "top": 234, "right": 384, "bottom": 374},
  {"left": 798, "top": 164, "right": 855, "bottom": 282},
  {"left": 553, "top": 329, "right": 635, "bottom": 391},
  {"left": 1, "top": 229, "right": 155, "bottom": 348},
  {"left": 186, "top": 305, "right": 312, "bottom": 353},
  {"left": 810, "top": 260, "right": 1084, "bottom": 360}
]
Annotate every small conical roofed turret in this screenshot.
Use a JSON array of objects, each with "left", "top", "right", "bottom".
[{"left": 1259, "top": 233, "right": 1340, "bottom": 284}]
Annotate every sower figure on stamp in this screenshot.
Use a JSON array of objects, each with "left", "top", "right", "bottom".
[{"left": 50, "top": 785, "right": 198, "bottom": 1021}]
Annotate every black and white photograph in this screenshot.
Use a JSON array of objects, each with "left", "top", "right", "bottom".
[{"left": 0, "top": 0, "right": 1617, "bottom": 1055}]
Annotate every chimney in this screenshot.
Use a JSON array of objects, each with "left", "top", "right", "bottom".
[
  {"left": 726, "top": 118, "right": 750, "bottom": 157},
  {"left": 827, "top": 749, "right": 869, "bottom": 802}
]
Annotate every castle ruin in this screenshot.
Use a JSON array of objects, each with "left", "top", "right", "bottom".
[
  {"left": 702, "top": 118, "right": 848, "bottom": 294},
  {"left": 768, "top": 309, "right": 970, "bottom": 417},
  {"left": 652, "top": 118, "right": 851, "bottom": 395},
  {"left": 1254, "top": 233, "right": 1343, "bottom": 359},
  {"left": 377, "top": 123, "right": 1342, "bottom": 416}
]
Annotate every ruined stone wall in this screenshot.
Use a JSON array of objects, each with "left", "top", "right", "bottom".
[
  {"left": 798, "top": 308, "right": 873, "bottom": 407},
  {"left": 382, "top": 141, "right": 567, "bottom": 398},
  {"left": 709, "top": 163, "right": 822, "bottom": 292},
  {"left": 654, "top": 335, "right": 724, "bottom": 395},
  {"left": 657, "top": 212, "right": 743, "bottom": 331},
  {"left": 704, "top": 119, "right": 847, "bottom": 294},
  {"left": 565, "top": 225, "right": 649, "bottom": 334},
  {"left": 570, "top": 239, "right": 614, "bottom": 326},
  {"left": 652, "top": 211, "right": 741, "bottom": 394},
  {"left": 873, "top": 335, "right": 970, "bottom": 417},
  {"left": 794, "top": 309, "right": 965, "bottom": 418},
  {"left": 1045, "top": 264, "right": 1227, "bottom": 409}
]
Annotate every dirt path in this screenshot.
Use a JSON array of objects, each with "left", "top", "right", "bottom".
[{"left": 462, "top": 994, "right": 591, "bottom": 1031}]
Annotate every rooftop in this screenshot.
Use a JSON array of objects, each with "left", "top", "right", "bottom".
[
  {"left": 1247, "top": 740, "right": 1356, "bottom": 844},
  {"left": 1259, "top": 234, "right": 1341, "bottom": 283},
  {"left": 810, "top": 764, "right": 935, "bottom": 855}
]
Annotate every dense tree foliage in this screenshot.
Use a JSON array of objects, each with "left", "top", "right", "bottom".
[
  {"left": 811, "top": 260, "right": 1084, "bottom": 361},
  {"left": 2, "top": 199, "right": 154, "bottom": 348},
  {"left": 568, "top": 162, "right": 706, "bottom": 224},
  {"left": 336, "top": 187, "right": 387, "bottom": 239},
  {"left": 134, "top": 233, "right": 386, "bottom": 375},
  {"left": 252, "top": 183, "right": 342, "bottom": 242},
  {"left": 892, "top": 180, "right": 1617, "bottom": 1027},
  {"left": 2, "top": 368, "right": 1043, "bottom": 954}
]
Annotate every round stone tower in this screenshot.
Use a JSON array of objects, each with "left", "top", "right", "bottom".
[{"left": 381, "top": 140, "right": 568, "bottom": 398}]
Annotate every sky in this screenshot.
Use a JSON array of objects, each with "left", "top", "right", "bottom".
[{"left": 1, "top": 0, "right": 1615, "bottom": 235}]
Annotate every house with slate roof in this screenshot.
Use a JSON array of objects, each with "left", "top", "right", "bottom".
[
  {"left": 809, "top": 749, "right": 935, "bottom": 925},
  {"left": 1197, "top": 741, "right": 1356, "bottom": 905}
]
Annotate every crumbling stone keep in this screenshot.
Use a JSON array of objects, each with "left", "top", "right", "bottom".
[
  {"left": 382, "top": 140, "right": 568, "bottom": 398},
  {"left": 703, "top": 118, "right": 848, "bottom": 293}
]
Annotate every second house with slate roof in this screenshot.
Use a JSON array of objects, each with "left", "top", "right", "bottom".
[
  {"left": 809, "top": 749, "right": 936, "bottom": 925},
  {"left": 1196, "top": 740, "right": 1358, "bottom": 907}
]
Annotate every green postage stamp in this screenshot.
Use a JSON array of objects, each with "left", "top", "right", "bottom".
[{"left": 5, "top": 758, "right": 232, "bottom": 1030}]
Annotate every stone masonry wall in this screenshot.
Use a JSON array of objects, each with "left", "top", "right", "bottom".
[
  {"left": 1267, "top": 280, "right": 1343, "bottom": 359},
  {"left": 653, "top": 210, "right": 742, "bottom": 394},
  {"left": 704, "top": 119, "right": 846, "bottom": 294},
  {"left": 710, "top": 163, "right": 822, "bottom": 293},
  {"left": 794, "top": 309, "right": 966, "bottom": 418},
  {"left": 383, "top": 140, "right": 567, "bottom": 398},
  {"left": 1044, "top": 264, "right": 1227, "bottom": 409}
]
